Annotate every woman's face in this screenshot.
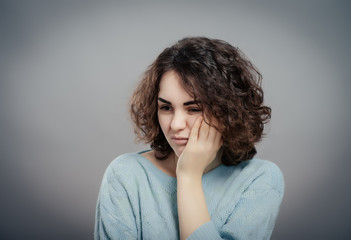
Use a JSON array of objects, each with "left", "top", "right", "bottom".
[{"left": 157, "top": 70, "right": 202, "bottom": 157}]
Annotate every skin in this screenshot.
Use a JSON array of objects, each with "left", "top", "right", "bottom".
[{"left": 144, "top": 70, "right": 223, "bottom": 239}]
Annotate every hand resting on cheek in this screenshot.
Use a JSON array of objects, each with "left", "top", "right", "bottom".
[{"left": 176, "top": 116, "right": 223, "bottom": 177}]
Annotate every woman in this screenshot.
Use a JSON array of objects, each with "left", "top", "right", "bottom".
[{"left": 94, "top": 37, "right": 284, "bottom": 240}]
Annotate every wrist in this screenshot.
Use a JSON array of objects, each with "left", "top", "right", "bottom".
[{"left": 176, "top": 171, "right": 203, "bottom": 183}]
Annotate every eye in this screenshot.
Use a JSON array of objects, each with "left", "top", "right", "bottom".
[
  {"left": 188, "top": 107, "right": 202, "bottom": 113},
  {"left": 159, "top": 105, "right": 172, "bottom": 111}
]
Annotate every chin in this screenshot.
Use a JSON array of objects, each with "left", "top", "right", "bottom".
[
  {"left": 168, "top": 141, "right": 186, "bottom": 158},
  {"left": 173, "top": 147, "right": 185, "bottom": 158},
  {"left": 174, "top": 151, "right": 181, "bottom": 158}
]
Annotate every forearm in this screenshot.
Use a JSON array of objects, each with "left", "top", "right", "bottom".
[{"left": 177, "top": 173, "right": 210, "bottom": 240}]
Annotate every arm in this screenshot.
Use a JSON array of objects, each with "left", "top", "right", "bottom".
[
  {"left": 177, "top": 173, "right": 209, "bottom": 240},
  {"left": 176, "top": 117, "right": 222, "bottom": 240},
  {"left": 177, "top": 117, "right": 284, "bottom": 240}
]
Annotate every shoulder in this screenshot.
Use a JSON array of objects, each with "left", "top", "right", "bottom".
[
  {"left": 108, "top": 152, "right": 142, "bottom": 169},
  {"left": 244, "top": 158, "right": 283, "bottom": 176},
  {"left": 238, "top": 158, "right": 284, "bottom": 193},
  {"left": 103, "top": 152, "right": 146, "bottom": 182}
]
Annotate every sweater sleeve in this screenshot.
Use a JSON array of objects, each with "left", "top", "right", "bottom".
[
  {"left": 187, "top": 163, "right": 284, "bottom": 240},
  {"left": 94, "top": 162, "right": 138, "bottom": 240}
]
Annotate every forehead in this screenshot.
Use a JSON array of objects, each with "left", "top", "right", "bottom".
[{"left": 158, "top": 71, "right": 193, "bottom": 101}]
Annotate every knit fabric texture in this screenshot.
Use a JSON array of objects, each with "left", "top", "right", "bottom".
[{"left": 94, "top": 151, "right": 284, "bottom": 240}]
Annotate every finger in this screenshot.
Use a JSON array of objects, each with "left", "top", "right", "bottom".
[
  {"left": 210, "top": 117, "right": 222, "bottom": 139},
  {"left": 205, "top": 116, "right": 219, "bottom": 140},
  {"left": 189, "top": 116, "right": 203, "bottom": 142},
  {"left": 207, "top": 124, "right": 220, "bottom": 145},
  {"left": 199, "top": 117, "right": 210, "bottom": 140},
  {"left": 214, "top": 130, "right": 222, "bottom": 149},
  {"left": 208, "top": 123, "right": 217, "bottom": 140}
]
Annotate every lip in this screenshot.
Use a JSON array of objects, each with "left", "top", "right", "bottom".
[{"left": 171, "top": 136, "right": 188, "bottom": 145}]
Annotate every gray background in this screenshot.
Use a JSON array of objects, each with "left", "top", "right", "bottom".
[{"left": 1, "top": 0, "right": 350, "bottom": 239}]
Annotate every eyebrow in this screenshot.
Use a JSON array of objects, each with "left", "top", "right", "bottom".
[{"left": 158, "top": 97, "right": 199, "bottom": 106}]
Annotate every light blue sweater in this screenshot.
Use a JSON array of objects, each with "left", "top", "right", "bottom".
[{"left": 94, "top": 151, "right": 284, "bottom": 240}]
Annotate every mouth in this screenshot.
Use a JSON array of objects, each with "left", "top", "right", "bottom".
[{"left": 171, "top": 137, "right": 188, "bottom": 145}]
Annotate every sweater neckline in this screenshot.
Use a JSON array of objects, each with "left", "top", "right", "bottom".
[{"left": 135, "top": 150, "right": 226, "bottom": 184}]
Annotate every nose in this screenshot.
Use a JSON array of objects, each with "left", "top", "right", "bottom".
[{"left": 170, "top": 111, "right": 187, "bottom": 131}]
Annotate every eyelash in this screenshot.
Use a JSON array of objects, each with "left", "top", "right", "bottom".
[
  {"left": 188, "top": 108, "right": 201, "bottom": 112},
  {"left": 159, "top": 105, "right": 202, "bottom": 113}
]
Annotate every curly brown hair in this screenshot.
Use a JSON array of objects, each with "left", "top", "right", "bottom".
[{"left": 130, "top": 37, "right": 271, "bottom": 165}]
